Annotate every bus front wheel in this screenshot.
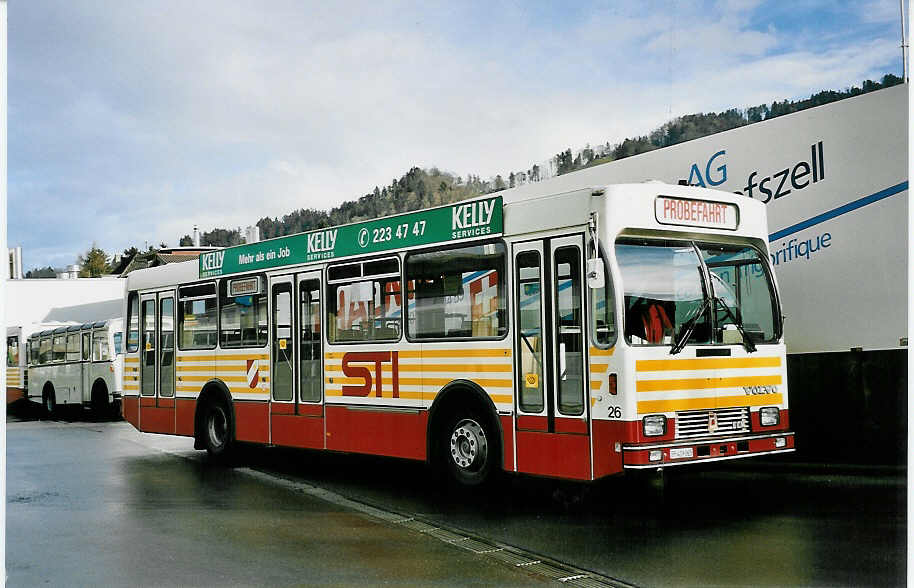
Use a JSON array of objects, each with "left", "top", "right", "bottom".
[
  {"left": 202, "top": 399, "right": 233, "bottom": 459},
  {"left": 441, "top": 410, "right": 496, "bottom": 487}
]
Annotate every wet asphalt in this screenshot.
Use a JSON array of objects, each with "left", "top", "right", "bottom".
[{"left": 6, "top": 409, "right": 906, "bottom": 587}]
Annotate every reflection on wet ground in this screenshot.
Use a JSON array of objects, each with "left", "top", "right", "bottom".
[{"left": 8, "top": 414, "right": 906, "bottom": 587}]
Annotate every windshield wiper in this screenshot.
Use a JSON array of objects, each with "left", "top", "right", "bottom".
[
  {"left": 714, "top": 297, "right": 757, "bottom": 353},
  {"left": 670, "top": 298, "right": 711, "bottom": 355}
]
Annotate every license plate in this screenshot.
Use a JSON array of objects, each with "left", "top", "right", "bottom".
[{"left": 670, "top": 447, "right": 694, "bottom": 459}]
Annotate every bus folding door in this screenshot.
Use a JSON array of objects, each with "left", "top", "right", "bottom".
[
  {"left": 269, "top": 272, "right": 324, "bottom": 449},
  {"left": 138, "top": 292, "right": 176, "bottom": 434},
  {"left": 513, "top": 236, "right": 592, "bottom": 480}
]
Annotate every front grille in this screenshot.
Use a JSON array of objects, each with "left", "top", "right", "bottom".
[{"left": 676, "top": 407, "right": 750, "bottom": 439}]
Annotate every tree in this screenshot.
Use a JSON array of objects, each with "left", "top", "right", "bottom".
[
  {"left": 25, "top": 266, "right": 56, "bottom": 279},
  {"left": 179, "top": 235, "right": 193, "bottom": 246},
  {"left": 77, "top": 243, "right": 111, "bottom": 277}
]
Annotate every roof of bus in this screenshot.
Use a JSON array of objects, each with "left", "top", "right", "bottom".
[
  {"left": 127, "top": 181, "right": 767, "bottom": 290},
  {"left": 29, "top": 319, "right": 119, "bottom": 339}
]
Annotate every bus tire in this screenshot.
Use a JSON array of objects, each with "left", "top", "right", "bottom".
[
  {"left": 42, "top": 384, "right": 56, "bottom": 417},
  {"left": 91, "top": 380, "right": 109, "bottom": 417},
  {"left": 440, "top": 407, "right": 497, "bottom": 487},
  {"left": 202, "top": 397, "right": 234, "bottom": 459}
]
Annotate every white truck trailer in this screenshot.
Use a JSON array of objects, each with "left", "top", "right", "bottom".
[{"left": 502, "top": 83, "right": 908, "bottom": 464}]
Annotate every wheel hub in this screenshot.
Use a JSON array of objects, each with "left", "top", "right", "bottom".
[
  {"left": 208, "top": 408, "right": 226, "bottom": 447},
  {"left": 450, "top": 419, "right": 487, "bottom": 470}
]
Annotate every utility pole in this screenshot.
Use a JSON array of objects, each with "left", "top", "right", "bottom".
[{"left": 901, "top": 0, "right": 909, "bottom": 82}]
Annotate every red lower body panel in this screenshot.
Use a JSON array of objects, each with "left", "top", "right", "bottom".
[
  {"left": 271, "top": 403, "right": 324, "bottom": 449},
  {"left": 624, "top": 432, "right": 795, "bottom": 467},
  {"left": 325, "top": 404, "right": 427, "bottom": 460},
  {"left": 139, "top": 397, "right": 175, "bottom": 434},
  {"left": 515, "top": 430, "right": 591, "bottom": 480},
  {"left": 7, "top": 387, "right": 24, "bottom": 404},
  {"left": 500, "top": 415, "right": 514, "bottom": 472},
  {"left": 176, "top": 399, "right": 196, "bottom": 436},
  {"left": 591, "top": 420, "right": 625, "bottom": 479},
  {"left": 234, "top": 401, "right": 269, "bottom": 443},
  {"left": 123, "top": 396, "right": 139, "bottom": 427}
]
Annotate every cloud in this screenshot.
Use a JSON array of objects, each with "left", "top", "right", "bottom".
[{"left": 8, "top": 1, "right": 904, "bottom": 270}]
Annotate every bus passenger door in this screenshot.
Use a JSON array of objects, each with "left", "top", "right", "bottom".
[
  {"left": 81, "top": 332, "right": 91, "bottom": 403},
  {"left": 269, "top": 271, "right": 324, "bottom": 449},
  {"left": 513, "top": 235, "right": 592, "bottom": 480},
  {"left": 138, "top": 291, "right": 176, "bottom": 434}
]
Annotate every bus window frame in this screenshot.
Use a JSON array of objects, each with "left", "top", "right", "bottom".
[
  {"left": 217, "top": 273, "right": 268, "bottom": 349},
  {"left": 403, "top": 238, "right": 509, "bottom": 344},
  {"left": 92, "top": 329, "right": 111, "bottom": 362},
  {"left": 325, "top": 255, "right": 403, "bottom": 346},
  {"left": 698, "top": 240, "right": 783, "bottom": 344},
  {"left": 126, "top": 291, "right": 140, "bottom": 353},
  {"left": 589, "top": 242, "right": 617, "bottom": 350},
  {"left": 177, "top": 281, "right": 218, "bottom": 351}
]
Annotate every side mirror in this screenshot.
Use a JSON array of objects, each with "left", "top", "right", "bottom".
[{"left": 586, "top": 258, "right": 605, "bottom": 289}]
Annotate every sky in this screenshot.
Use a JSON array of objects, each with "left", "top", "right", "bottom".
[{"left": 7, "top": 0, "right": 907, "bottom": 272}]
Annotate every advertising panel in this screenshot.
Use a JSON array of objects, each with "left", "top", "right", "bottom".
[{"left": 200, "top": 196, "right": 503, "bottom": 279}]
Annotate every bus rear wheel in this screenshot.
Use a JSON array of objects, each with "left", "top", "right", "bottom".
[
  {"left": 202, "top": 398, "right": 233, "bottom": 459},
  {"left": 441, "top": 410, "right": 496, "bottom": 487},
  {"left": 91, "top": 381, "right": 110, "bottom": 418}
]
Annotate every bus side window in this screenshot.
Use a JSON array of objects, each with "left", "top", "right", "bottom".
[
  {"left": 326, "top": 257, "right": 401, "bottom": 344},
  {"left": 93, "top": 331, "right": 109, "bottom": 362},
  {"left": 404, "top": 241, "right": 507, "bottom": 340},
  {"left": 590, "top": 244, "right": 616, "bottom": 348},
  {"left": 126, "top": 292, "right": 140, "bottom": 353},
  {"left": 6, "top": 336, "right": 18, "bottom": 367},
  {"left": 81, "top": 332, "right": 91, "bottom": 361}
]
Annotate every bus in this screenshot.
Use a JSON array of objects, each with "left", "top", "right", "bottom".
[
  {"left": 27, "top": 318, "right": 124, "bottom": 416},
  {"left": 122, "top": 182, "right": 793, "bottom": 485}
]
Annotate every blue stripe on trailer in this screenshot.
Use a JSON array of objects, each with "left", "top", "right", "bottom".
[{"left": 768, "top": 181, "right": 908, "bottom": 241}]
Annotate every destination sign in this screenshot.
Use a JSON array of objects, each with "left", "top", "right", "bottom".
[
  {"left": 199, "top": 196, "right": 503, "bottom": 278},
  {"left": 655, "top": 195, "right": 739, "bottom": 230}
]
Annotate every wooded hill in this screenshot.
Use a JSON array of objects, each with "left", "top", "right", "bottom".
[{"left": 174, "top": 73, "right": 901, "bottom": 247}]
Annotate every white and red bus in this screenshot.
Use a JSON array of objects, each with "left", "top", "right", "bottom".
[{"left": 122, "top": 182, "right": 793, "bottom": 485}]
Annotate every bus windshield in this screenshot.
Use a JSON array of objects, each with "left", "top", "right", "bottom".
[{"left": 616, "top": 239, "right": 778, "bottom": 347}]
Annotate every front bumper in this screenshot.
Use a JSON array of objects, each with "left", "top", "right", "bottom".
[{"left": 623, "top": 431, "right": 795, "bottom": 469}]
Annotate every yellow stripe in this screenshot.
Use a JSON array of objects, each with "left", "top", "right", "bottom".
[
  {"left": 638, "top": 393, "right": 783, "bottom": 413},
  {"left": 324, "top": 362, "right": 511, "bottom": 374},
  {"left": 590, "top": 380, "right": 602, "bottom": 390},
  {"left": 589, "top": 347, "right": 615, "bottom": 357},
  {"left": 176, "top": 355, "right": 217, "bottom": 363},
  {"left": 179, "top": 375, "right": 247, "bottom": 383},
  {"left": 175, "top": 354, "right": 268, "bottom": 363},
  {"left": 324, "top": 348, "right": 511, "bottom": 360},
  {"left": 176, "top": 365, "right": 264, "bottom": 373},
  {"left": 217, "top": 353, "right": 270, "bottom": 361},
  {"left": 590, "top": 363, "right": 609, "bottom": 374},
  {"left": 636, "top": 375, "right": 782, "bottom": 393},
  {"left": 635, "top": 356, "right": 782, "bottom": 372},
  {"left": 124, "top": 357, "right": 139, "bottom": 363},
  {"left": 325, "top": 376, "right": 512, "bottom": 388},
  {"left": 323, "top": 390, "right": 513, "bottom": 404}
]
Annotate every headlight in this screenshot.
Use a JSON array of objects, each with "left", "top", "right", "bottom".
[
  {"left": 760, "top": 407, "right": 779, "bottom": 426},
  {"left": 643, "top": 415, "right": 666, "bottom": 437}
]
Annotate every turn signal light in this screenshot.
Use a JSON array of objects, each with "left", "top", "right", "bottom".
[{"left": 608, "top": 373, "right": 617, "bottom": 395}]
